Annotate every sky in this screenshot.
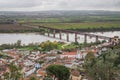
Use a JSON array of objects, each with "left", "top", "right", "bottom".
[{"left": 0, "top": 0, "right": 120, "bottom": 11}]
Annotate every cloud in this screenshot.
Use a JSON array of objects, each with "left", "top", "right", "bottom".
[
  {"left": 0, "top": 0, "right": 120, "bottom": 11},
  {"left": 56, "top": 0, "right": 120, "bottom": 10},
  {"left": 0, "top": 0, "right": 42, "bottom": 8}
]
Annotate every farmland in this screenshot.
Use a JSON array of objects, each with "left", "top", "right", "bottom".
[
  {"left": 0, "top": 24, "right": 37, "bottom": 33},
  {"left": 27, "top": 21, "right": 120, "bottom": 31},
  {"left": 0, "top": 10, "right": 120, "bottom": 32}
]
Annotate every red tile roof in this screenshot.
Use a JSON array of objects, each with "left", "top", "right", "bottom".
[
  {"left": 37, "top": 69, "right": 46, "bottom": 76},
  {"left": 62, "top": 52, "right": 77, "bottom": 55},
  {"left": 0, "top": 60, "right": 6, "bottom": 64},
  {"left": 42, "top": 64, "right": 51, "bottom": 69},
  {"left": 54, "top": 61, "right": 63, "bottom": 65}
]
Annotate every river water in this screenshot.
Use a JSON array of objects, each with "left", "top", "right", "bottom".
[{"left": 0, "top": 31, "right": 120, "bottom": 45}]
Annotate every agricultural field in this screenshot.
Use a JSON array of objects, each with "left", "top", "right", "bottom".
[
  {"left": 28, "top": 21, "right": 120, "bottom": 30},
  {"left": 0, "top": 24, "right": 30, "bottom": 30},
  {"left": 19, "top": 15, "right": 120, "bottom": 23},
  {"left": 0, "top": 24, "right": 35, "bottom": 33},
  {"left": 18, "top": 11, "right": 120, "bottom": 31},
  {"left": 1, "top": 10, "right": 120, "bottom": 32}
]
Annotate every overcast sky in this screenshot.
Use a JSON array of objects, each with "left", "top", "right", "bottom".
[{"left": 0, "top": 0, "right": 120, "bottom": 11}]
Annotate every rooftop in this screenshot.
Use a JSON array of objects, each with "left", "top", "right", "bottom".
[{"left": 62, "top": 52, "right": 77, "bottom": 55}]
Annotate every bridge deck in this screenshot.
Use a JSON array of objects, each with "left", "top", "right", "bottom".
[
  {"left": 24, "top": 25, "right": 111, "bottom": 40},
  {"left": 38, "top": 26, "right": 111, "bottom": 40}
]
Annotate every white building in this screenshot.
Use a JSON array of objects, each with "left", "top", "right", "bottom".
[{"left": 76, "top": 49, "right": 87, "bottom": 59}]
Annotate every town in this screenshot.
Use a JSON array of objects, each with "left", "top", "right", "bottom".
[
  {"left": 0, "top": 36, "right": 120, "bottom": 80},
  {"left": 0, "top": 1, "right": 120, "bottom": 80}
]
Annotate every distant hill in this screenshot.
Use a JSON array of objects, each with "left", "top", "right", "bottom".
[{"left": 0, "top": 10, "right": 120, "bottom": 17}]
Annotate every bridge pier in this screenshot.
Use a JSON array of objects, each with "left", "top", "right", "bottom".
[
  {"left": 53, "top": 30, "right": 56, "bottom": 38},
  {"left": 67, "top": 33, "right": 69, "bottom": 42},
  {"left": 37, "top": 26, "right": 111, "bottom": 43},
  {"left": 84, "top": 34, "right": 87, "bottom": 43},
  {"left": 75, "top": 33, "right": 77, "bottom": 42},
  {"left": 109, "top": 38, "right": 112, "bottom": 42},
  {"left": 96, "top": 36, "right": 99, "bottom": 42},
  {"left": 59, "top": 31, "right": 62, "bottom": 40},
  {"left": 47, "top": 29, "right": 50, "bottom": 37}
]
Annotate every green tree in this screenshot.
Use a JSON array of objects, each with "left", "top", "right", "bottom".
[
  {"left": 85, "top": 52, "right": 95, "bottom": 61},
  {"left": 38, "top": 60, "right": 44, "bottom": 64},
  {"left": 15, "top": 40, "right": 21, "bottom": 48},
  {"left": 40, "top": 40, "right": 58, "bottom": 51},
  {"left": 46, "top": 64, "right": 70, "bottom": 80},
  {"left": 85, "top": 49, "right": 120, "bottom": 80},
  {"left": 30, "top": 77, "right": 37, "bottom": 80},
  {"left": 43, "top": 77, "right": 53, "bottom": 80},
  {"left": 4, "top": 72, "right": 10, "bottom": 80}
]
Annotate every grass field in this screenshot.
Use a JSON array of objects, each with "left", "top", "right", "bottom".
[
  {"left": 19, "top": 15, "right": 120, "bottom": 30},
  {"left": 19, "top": 15, "right": 120, "bottom": 23},
  {"left": 27, "top": 22, "right": 120, "bottom": 30}
]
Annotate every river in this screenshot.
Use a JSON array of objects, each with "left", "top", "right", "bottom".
[{"left": 0, "top": 31, "right": 120, "bottom": 45}]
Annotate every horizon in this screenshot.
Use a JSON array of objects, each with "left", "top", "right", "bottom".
[{"left": 0, "top": 10, "right": 120, "bottom": 12}]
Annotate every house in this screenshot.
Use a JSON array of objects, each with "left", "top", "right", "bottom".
[
  {"left": 63, "top": 57, "right": 75, "bottom": 62},
  {"left": 42, "top": 64, "right": 51, "bottom": 70},
  {"left": 60, "top": 52, "right": 77, "bottom": 58},
  {"left": 35, "top": 62, "right": 41, "bottom": 72},
  {"left": 71, "top": 69, "right": 82, "bottom": 80},
  {"left": 6, "top": 51, "right": 19, "bottom": 60},
  {"left": 46, "top": 56, "right": 56, "bottom": 60},
  {"left": 36, "top": 69, "right": 46, "bottom": 78},
  {"left": 24, "top": 60, "right": 34, "bottom": 66},
  {"left": 54, "top": 61, "right": 63, "bottom": 65},
  {"left": 64, "top": 62, "right": 73, "bottom": 68},
  {"left": 111, "top": 36, "right": 120, "bottom": 45},
  {"left": 76, "top": 49, "right": 87, "bottom": 59},
  {"left": 24, "top": 67, "right": 36, "bottom": 77},
  {"left": 0, "top": 59, "right": 6, "bottom": 65},
  {"left": 38, "top": 54, "right": 47, "bottom": 59},
  {"left": 28, "top": 54, "right": 39, "bottom": 60},
  {"left": 60, "top": 50, "right": 88, "bottom": 60}
]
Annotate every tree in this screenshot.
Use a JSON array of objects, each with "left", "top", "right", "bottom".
[
  {"left": 4, "top": 72, "right": 10, "bottom": 80},
  {"left": 38, "top": 60, "right": 44, "bottom": 64},
  {"left": 40, "top": 40, "right": 59, "bottom": 51},
  {"left": 46, "top": 65, "right": 70, "bottom": 80},
  {"left": 43, "top": 77, "right": 53, "bottom": 80},
  {"left": 15, "top": 40, "right": 21, "bottom": 48},
  {"left": 84, "top": 49, "right": 120, "bottom": 80},
  {"left": 30, "top": 77, "right": 37, "bottom": 80},
  {"left": 85, "top": 52, "right": 95, "bottom": 61}
]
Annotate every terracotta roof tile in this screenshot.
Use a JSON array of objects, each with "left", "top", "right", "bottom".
[
  {"left": 62, "top": 52, "right": 77, "bottom": 55},
  {"left": 37, "top": 69, "right": 46, "bottom": 76}
]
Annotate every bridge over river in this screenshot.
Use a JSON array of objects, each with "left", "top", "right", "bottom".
[{"left": 25, "top": 25, "right": 112, "bottom": 43}]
